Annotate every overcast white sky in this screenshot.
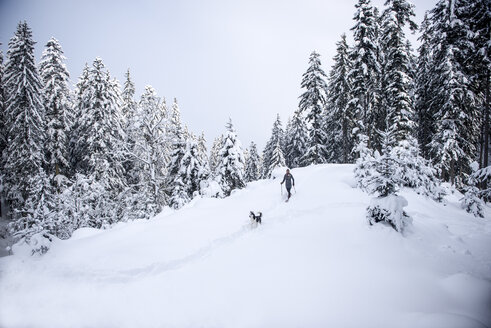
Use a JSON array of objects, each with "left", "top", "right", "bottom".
[{"left": 0, "top": 0, "right": 436, "bottom": 150}]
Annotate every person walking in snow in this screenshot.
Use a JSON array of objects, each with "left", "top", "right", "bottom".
[{"left": 280, "top": 169, "right": 295, "bottom": 201}]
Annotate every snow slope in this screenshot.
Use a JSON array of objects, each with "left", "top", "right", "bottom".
[{"left": 1, "top": 164, "right": 490, "bottom": 328}]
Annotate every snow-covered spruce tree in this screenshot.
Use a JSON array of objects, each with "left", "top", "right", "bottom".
[
  {"left": 262, "top": 114, "right": 285, "bottom": 178},
  {"left": 470, "top": 165, "right": 491, "bottom": 202},
  {"left": 71, "top": 58, "right": 127, "bottom": 227},
  {"left": 127, "top": 86, "right": 168, "bottom": 218},
  {"left": 3, "top": 22, "right": 46, "bottom": 217},
  {"left": 39, "top": 37, "right": 71, "bottom": 180},
  {"left": 366, "top": 130, "right": 412, "bottom": 233},
  {"left": 380, "top": 0, "right": 417, "bottom": 143},
  {"left": 348, "top": 0, "right": 381, "bottom": 151},
  {"left": 121, "top": 69, "right": 139, "bottom": 185},
  {"left": 0, "top": 47, "right": 5, "bottom": 171},
  {"left": 8, "top": 169, "right": 58, "bottom": 253},
  {"left": 69, "top": 63, "right": 90, "bottom": 172},
  {"left": 215, "top": 119, "right": 246, "bottom": 196},
  {"left": 209, "top": 135, "right": 223, "bottom": 176},
  {"left": 354, "top": 133, "right": 376, "bottom": 191},
  {"left": 197, "top": 132, "right": 211, "bottom": 181},
  {"left": 391, "top": 136, "right": 445, "bottom": 201},
  {"left": 415, "top": 12, "right": 436, "bottom": 158},
  {"left": 284, "top": 109, "right": 308, "bottom": 168},
  {"left": 461, "top": 163, "right": 485, "bottom": 218},
  {"left": 245, "top": 141, "right": 260, "bottom": 182},
  {"left": 429, "top": 0, "right": 480, "bottom": 187},
  {"left": 465, "top": 0, "right": 490, "bottom": 192},
  {"left": 180, "top": 138, "right": 210, "bottom": 198},
  {"left": 166, "top": 124, "right": 189, "bottom": 209},
  {"left": 168, "top": 97, "right": 183, "bottom": 144},
  {"left": 299, "top": 51, "right": 329, "bottom": 166},
  {"left": 268, "top": 140, "right": 286, "bottom": 176},
  {"left": 326, "top": 34, "right": 355, "bottom": 163}
]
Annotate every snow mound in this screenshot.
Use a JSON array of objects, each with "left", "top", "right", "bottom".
[{"left": 0, "top": 164, "right": 490, "bottom": 328}]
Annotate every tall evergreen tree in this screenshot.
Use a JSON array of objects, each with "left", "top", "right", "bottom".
[
  {"left": 268, "top": 140, "right": 286, "bottom": 174},
  {"left": 381, "top": 0, "right": 417, "bottom": 143},
  {"left": 326, "top": 34, "right": 355, "bottom": 163},
  {"left": 429, "top": 0, "right": 480, "bottom": 186},
  {"left": 245, "top": 141, "right": 260, "bottom": 182},
  {"left": 0, "top": 47, "right": 5, "bottom": 171},
  {"left": 209, "top": 135, "right": 223, "bottom": 176},
  {"left": 3, "top": 22, "right": 46, "bottom": 209},
  {"left": 39, "top": 37, "right": 71, "bottom": 179},
  {"left": 166, "top": 120, "right": 189, "bottom": 209},
  {"left": 415, "top": 12, "right": 436, "bottom": 158},
  {"left": 216, "top": 119, "right": 245, "bottom": 196},
  {"left": 71, "top": 58, "right": 126, "bottom": 225},
  {"left": 262, "top": 114, "right": 285, "bottom": 177},
  {"left": 285, "top": 109, "right": 308, "bottom": 168},
  {"left": 348, "top": 0, "right": 381, "bottom": 150},
  {"left": 130, "top": 86, "right": 168, "bottom": 216},
  {"left": 299, "top": 51, "right": 329, "bottom": 165}
]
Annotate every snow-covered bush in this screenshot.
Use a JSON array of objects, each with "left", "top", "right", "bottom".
[
  {"left": 461, "top": 163, "right": 485, "bottom": 218},
  {"left": 270, "top": 166, "right": 289, "bottom": 180},
  {"left": 11, "top": 232, "right": 57, "bottom": 256},
  {"left": 364, "top": 131, "right": 412, "bottom": 233},
  {"left": 367, "top": 195, "right": 412, "bottom": 233},
  {"left": 354, "top": 134, "right": 376, "bottom": 191}
]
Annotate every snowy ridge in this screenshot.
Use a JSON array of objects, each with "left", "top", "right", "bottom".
[{"left": 1, "top": 164, "right": 490, "bottom": 328}]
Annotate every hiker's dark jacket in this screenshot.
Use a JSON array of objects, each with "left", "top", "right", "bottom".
[{"left": 281, "top": 173, "right": 294, "bottom": 190}]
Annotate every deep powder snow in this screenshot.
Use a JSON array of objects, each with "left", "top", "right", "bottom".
[{"left": 0, "top": 164, "right": 490, "bottom": 328}]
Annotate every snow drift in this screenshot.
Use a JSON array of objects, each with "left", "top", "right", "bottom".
[{"left": 0, "top": 164, "right": 490, "bottom": 328}]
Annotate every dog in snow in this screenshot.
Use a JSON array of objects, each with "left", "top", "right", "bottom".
[{"left": 249, "top": 211, "right": 262, "bottom": 225}]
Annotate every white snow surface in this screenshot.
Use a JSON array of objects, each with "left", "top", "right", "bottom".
[{"left": 1, "top": 164, "right": 490, "bottom": 328}]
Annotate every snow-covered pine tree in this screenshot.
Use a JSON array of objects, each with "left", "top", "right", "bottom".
[
  {"left": 380, "top": 0, "right": 417, "bottom": 144},
  {"left": 128, "top": 86, "right": 168, "bottom": 218},
  {"left": 69, "top": 64, "right": 90, "bottom": 172},
  {"left": 299, "top": 51, "right": 329, "bottom": 166},
  {"left": 180, "top": 138, "right": 209, "bottom": 198},
  {"left": 3, "top": 22, "right": 46, "bottom": 215},
  {"left": 0, "top": 47, "right": 5, "bottom": 171},
  {"left": 284, "top": 109, "right": 308, "bottom": 168},
  {"left": 71, "top": 58, "right": 127, "bottom": 226},
  {"left": 166, "top": 124, "right": 189, "bottom": 209},
  {"left": 366, "top": 129, "right": 412, "bottom": 233},
  {"left": 348, "top": 0, "right": 381, "bottom": 151},
  {"left": 244, "top": 141, "right": 260, "bottom": 182},
  {"left": 429, "top": 0, "right": 480, "bottom": 186},
  {"left": 415, "top": 12, "right": 436, "bottom": 158},
  {"left": 121, "top": 69, "right": 139, "bottom": 185},
  {"left": 268, "top": 140, "right": 286, "bottom": 176},
  {"left": 168, "top": 97, "right": 183, "bottom": 144},
  {"left": 326, "top": 34, "right": 355, "bottom": 163},
  {"left": 262, "top": 114, "right": 285, "bottom": 178},
  {"left": 39, "top": 37, "right": 71, "bottom": 180},
  {"left": 461, "top": 162, "right": 485, "bottom": 218},
  {"left": 354, "top": 133, "right": 376, "bottom": 191},
  {"left": 8, "top": 168, "right": 57, "bottom": 253},
  {"left": 209, "top": 135, "right": 223, "bottom": 176},
  {"left": 464, "top": 0, "right": 490, "bottom": 189},
  {"left": 197, "top": 132, "right": 211, "bottom": 183},
  {"left": 216, "top": 119, "right": 246, "bottom": 196}
]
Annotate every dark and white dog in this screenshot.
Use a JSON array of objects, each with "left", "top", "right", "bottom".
[{"left": 249, "top": 211, "right": 262, "bottom": 225}]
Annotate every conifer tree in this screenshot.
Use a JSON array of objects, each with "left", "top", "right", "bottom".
[
  {"left": 0, "top": 47, "right": 5, "bottom": 171},
  {"left": 209, "top": 135, "right": 223, "bottom": 176},
  {"left": 39, "top": 37, "right": 71, "bottom": 180},
  {"left": 326, "top": 34, "right": 355, "bottom": 163},
  {"left": 284, "top": 109, "right": 308, "bottom": 168},
  {"left": 429, "top": 0, "right": 480, "bottom": 186},
  {"left": 71, "top": 58, "right": 126, "bottom": 225},
  {"left": 299, "top": 51, "right": 329, "bottom": 165},
  {"left": 166, "top": 123, "right": 189, "bottom": 209},
  {"left": 215, "top": 119, "right": 245, "bottom": 196},
  {"left": 268, "top": 140, "right": 286, "bottom": 175},
  {"left": 262, "top": 114, "right": 285, "bottom": 177},
  {"left": 245, "top": 141, "right": 260, "bottom": 182},
  {"left": 3, "top": 22, "right": 46, "bottom": 211},
  {"left": 348, "top": 0, "right": 381, "bottom": 150},
  {"left": 415, "top": 12, "right": 436, "bottom": 158}
]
